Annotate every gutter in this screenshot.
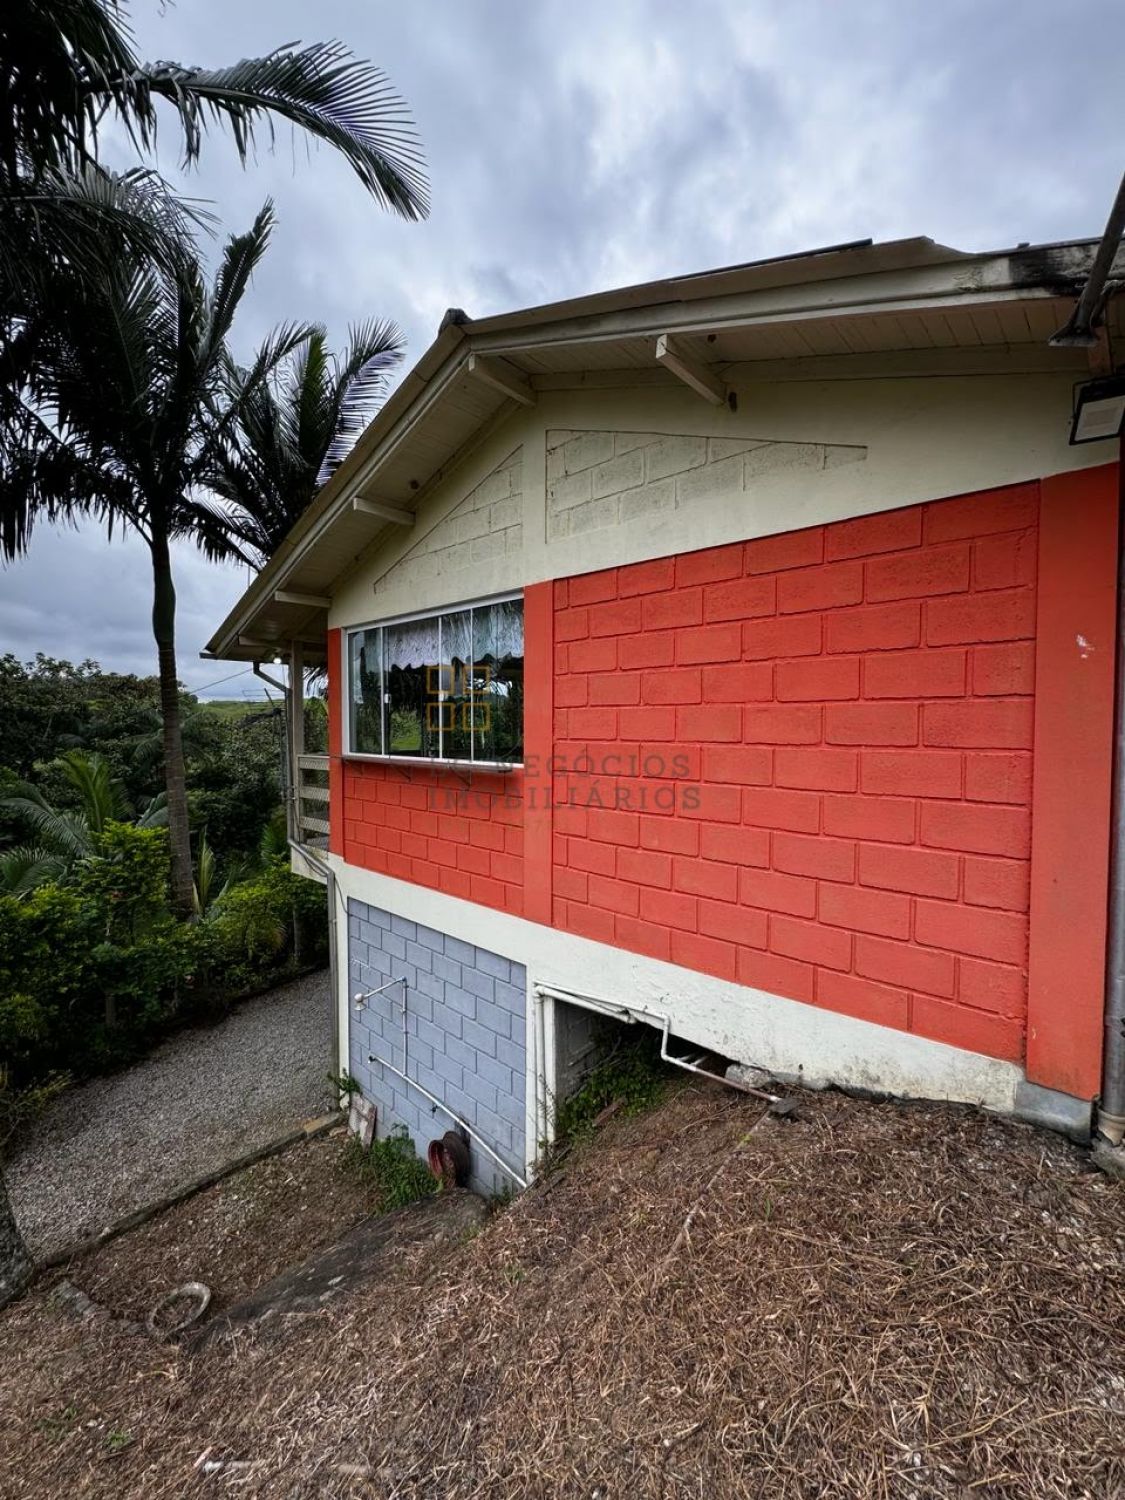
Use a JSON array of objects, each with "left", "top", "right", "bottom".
[
  {"left": 206, "top": 239, "right": 1107, "bottom": 664},
  {"left": 1100, "top": 444, "right": 1125, "bottom": 1145}
]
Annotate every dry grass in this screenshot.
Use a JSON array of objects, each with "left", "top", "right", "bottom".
[{"left": 0, "top": 1085, "right": 1122, "bottom": 1498}]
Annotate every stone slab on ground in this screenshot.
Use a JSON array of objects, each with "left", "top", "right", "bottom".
[{"left": 196, "top": 1189, "right": 487, "bottom": 1344}]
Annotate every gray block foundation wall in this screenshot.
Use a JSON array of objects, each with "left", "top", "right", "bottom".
[{"left": 347, "top": 899, "right": 527, "bottom": 1196}]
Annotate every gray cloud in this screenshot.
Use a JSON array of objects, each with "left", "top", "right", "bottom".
[{"left": 5, "top": 0, "right": 1124, "bottom": 696}]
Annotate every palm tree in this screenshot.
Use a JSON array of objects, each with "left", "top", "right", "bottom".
[
  {"left": 0, "top": 749, "right": 166, "bottom": 894},
  {"left": 8, "top": 205, "right": 310, "bottom": 914},
  {"left": 1, "top": 0, "right": 427, "bottom": 556},
  {"left": 210, "top": 322, "right": 404, "bottom": 563},
  {"left": 0, "top": 0, "right": 428, "bottom": 1313},
  {"left": 1, "top": 0, "right": 428, "bottom": 211}
]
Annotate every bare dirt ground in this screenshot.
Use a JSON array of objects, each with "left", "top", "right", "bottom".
[
  {"left": 0, "top": 1086, "right": 1122, "bottom": 1499},
  {"left": 73, "top": 1130, "right": 379, "bottom": 1322}
]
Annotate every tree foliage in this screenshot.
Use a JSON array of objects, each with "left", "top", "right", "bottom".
[
  {"left": 0, "top": 825, "right": 327, "bottom": 1091},
  {"left": 1, "top": 0, "right": 426, "bottom": 915},
  {"left": 0, "top": 656, "right": 288, "bottom": 867},
  {"left": 210, "top": 322, "right": 405, "bottom": 563},
  {"left": 0, "top": 749, "right": 166, "bottom": 894},
  {"left": 1, "top": 1, "right": 428, "bottom": 214}
]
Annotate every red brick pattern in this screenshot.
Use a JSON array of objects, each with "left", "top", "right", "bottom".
[
  {"left": 343, "top": 761, "right": 524, "bottom": 917},
  {"left": 551, "top": 483, "right": 1040, "bottom": 1062}
]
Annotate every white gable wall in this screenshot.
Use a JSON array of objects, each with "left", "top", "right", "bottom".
[{"left": 330, "top": 369, "right": 1112, "bottom": 630}]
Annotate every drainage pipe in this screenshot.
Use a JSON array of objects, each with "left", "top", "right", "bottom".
[
  {"left": 251, "top": 662, "right": 288, "bottom": 694},
  {"left": 325, "top": 866, "right": 340, "bottom": 1080},
  {"left": 285, "top": 838, "right": 341, "bottom": 1084},
  {"left": 1050, "top": 169, "right": 1125, "bottom": 346},
  {"left": 534, "top": 986, "right": 552, "bottom": 1151},
  {"left": 1100, "top": 460, "right": 1125, "bottom": 1146},
  {"left": 364, "top": 1050, "right": 528, "bottom": 1190},
  {"left": 532, "top": 982, "right": 781, "bottom": 1104}
]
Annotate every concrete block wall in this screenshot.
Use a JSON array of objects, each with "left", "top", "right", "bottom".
[
  {"left": 342, "top": 763, "right": 525, "bottom": 917},
  {"left": 551, "top": 482, "right": 1039, "bottom": 1065},
  {"left": 545, "top": 428, "right": 866, "bottom": 541},
  {"left": 373, "top": 446, "right": 523, "bottom": 597},
  {"left": 347, "top": 897, "right": 527, "bottom": 1196}
]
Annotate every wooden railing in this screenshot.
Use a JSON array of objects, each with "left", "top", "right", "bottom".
[{"left": 295, "top": 753, "right": 330, "bottom": 847}]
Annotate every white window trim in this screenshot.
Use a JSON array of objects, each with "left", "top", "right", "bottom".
[{"left": 342, "top": 591, "right": 525, "bottom": 770}]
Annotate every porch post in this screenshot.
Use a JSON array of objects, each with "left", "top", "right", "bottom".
[{"left": 289, "top": 640, "right": 305, "bottom": 843}]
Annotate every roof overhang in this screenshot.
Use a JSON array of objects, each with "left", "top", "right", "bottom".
[{"left": 205, "top": 234, "right": 1124, "bottom": 663}]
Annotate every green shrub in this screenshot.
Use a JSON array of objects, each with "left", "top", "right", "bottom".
[
  {"left": 0, "top": 830, "right": 328, "bottom": 1092},
  {"left": 0, "top": 1070, "right": 70, "bottom": 1150},
  {"left": 552, "top": 1029, "right": 672, "bottom": 1147},
  {"left": 205, "top": 856, "right": 328, "bottom": 992},
  {"left": 340, "top": 1125, "right": 437, "bottom": 1210}
]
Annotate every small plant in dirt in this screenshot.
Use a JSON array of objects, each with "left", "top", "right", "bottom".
[
  {"left": 103, "top": 1427, "right": 134, "bottom": 1454},
  {"left": 0, "top": 1067, "right": 70, "bottom": 1150},
  {"left": 328, "top": 1070, "right": 361, "bottom": 1103},
  {"left": 341, "top": 1125, "right": 437, "bottom": 1211},
  {"left": 36, "top": 1402, "right": 79, "bottom": 1442},
  {"left": 552, "top": 1029, "right": 672, "bottom": 1148}
]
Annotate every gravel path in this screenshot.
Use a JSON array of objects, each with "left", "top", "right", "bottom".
[{"left": 6, "top": 971, "right": 336, "bottom": 1259}]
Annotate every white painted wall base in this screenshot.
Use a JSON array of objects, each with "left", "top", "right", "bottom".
[{"left": 328, "top": 855, "right": 1023, "bottom": 1174}]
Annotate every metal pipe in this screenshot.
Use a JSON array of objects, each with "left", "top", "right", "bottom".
[
  {"left": 367, "top": 1048, "right": 528, "bottom": 1189},
  {"left": 252, "top": 662, "right": 288, "bottom": 694},
  {"left": 352, "top": 974, "right": 408, "bottom": 1011},
  {"left": 1051, "top": 170, "right": 1125, "bottom": 347},
  {"left": 355, "top": 963, "right": 528, "bottom": 1189},
  {"left": 532, "top": 982, "right": 781, "bottom": 1104},
  {"left": 254, "top": 661, "right": 297, "bottom": 837},
  {"left": 535, "top": 987, "right": 551, "bottom": 1157},
  {"left": 1100, "top": 460, "right": 1125, "bottom": 1145},
  {"left": 326, "top": 867, "right": 340, "bottom": 1082}
]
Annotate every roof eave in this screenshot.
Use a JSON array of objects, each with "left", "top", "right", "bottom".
[
  {"left": 205, "top": 235, "right": 1110, "bottom": 661},
  {"left": 204, "top": 319, "right": 470, "bottom": 659}
]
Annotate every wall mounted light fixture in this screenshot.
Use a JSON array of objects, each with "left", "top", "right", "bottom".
[{"left": 1069, "top": 375, "right": 1125, "bottom": 445}]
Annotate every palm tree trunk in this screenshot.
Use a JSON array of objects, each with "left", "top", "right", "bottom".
[
  {"left": 0, "top": 1173, "right": 32, "bottom": 1309},
  {"left": 150, "top": 530, "right": 194, "bottom": 917}
]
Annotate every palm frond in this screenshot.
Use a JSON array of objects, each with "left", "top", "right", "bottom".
[
  {"left": 122, "top": 43, "right": 429, "bottom": 220},
  {"left": 137, "top": 792, "right": 168, "bottom": 829},
  {"left": 0, "top": 0, "right": 139, "bottom": 183},
  {"left": 259, "top": 807, "right": 290, "bottom": 863},
  {"left": 58, "top": 750, "right": 128, "bottom": 832},
  {"left": 0, "top": 845, "right": 68, "bottom": 898},
  {"left": 0, "top": 164, "right": 208, "bottom": 303},
  {"left": 192, "top": 828, "right": 221, "bottom": 915},
  {"left": 0, "top": 793, "right": 92, "bottom": 861},
  {"left": 3, "top": 5, "right": 427, "bottom": 216},
  {"left": 288, "top": 328, "right": 333, "bottom": 461},
  {"left": 316, "top": 318, "right": 404, "bottom": 484},
  {"left": 0, "top": 401, "right": 129, "bottom": 559},
  {"left": 203, "top": 203, "right": 275, "bottom": 368}
]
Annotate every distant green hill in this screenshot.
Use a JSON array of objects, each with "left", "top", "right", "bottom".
[{"left": 198, "top": 698, "right": 271, "bottom": 721}]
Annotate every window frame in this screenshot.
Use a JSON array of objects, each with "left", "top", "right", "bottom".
[{"left": 342, "top": 590, "right": 525, "bottom": 770}]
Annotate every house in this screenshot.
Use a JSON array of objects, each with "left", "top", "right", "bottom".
[{"left": 204, "top": 234, "right": 1125, "bottom": 1192}]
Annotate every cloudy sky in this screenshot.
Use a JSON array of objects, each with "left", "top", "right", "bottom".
[{"left": 5, "top": 0, "right": 1124, "bottom": 697}]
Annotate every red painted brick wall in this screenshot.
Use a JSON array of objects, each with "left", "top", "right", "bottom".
[
  {"left": 551, "top": 483, "right": 1040, "bottom": 1063},
  {"left": 343, "top": 761, "right": 524, "bottom": 916}
]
